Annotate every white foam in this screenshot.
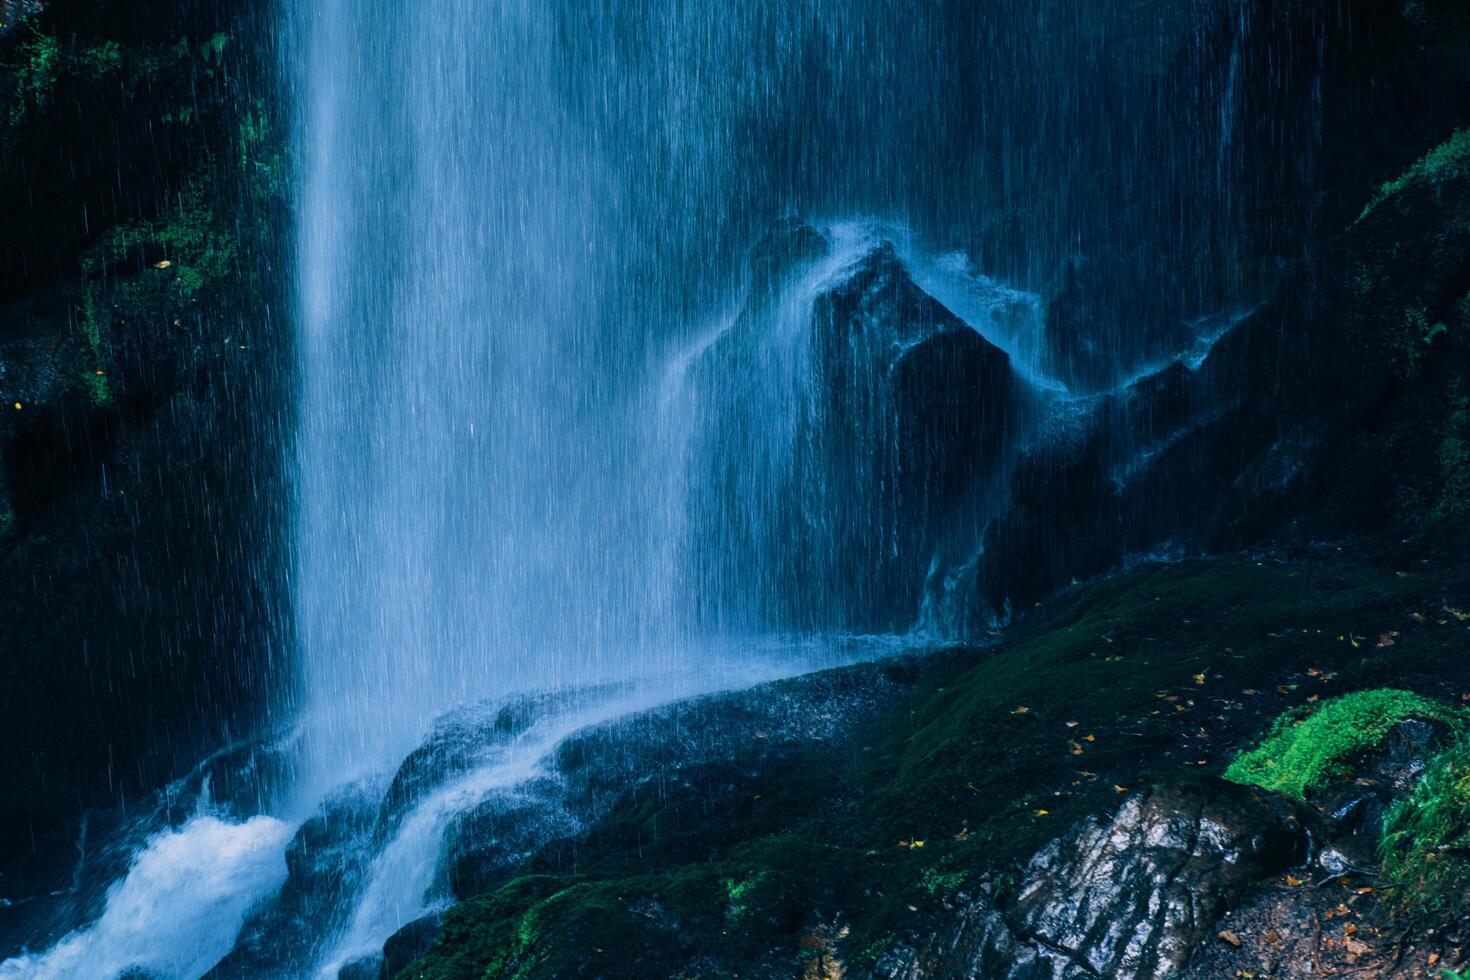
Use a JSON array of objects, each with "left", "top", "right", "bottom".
[{"left": 0, "top": 815, "right": 292, "bottom": 980}]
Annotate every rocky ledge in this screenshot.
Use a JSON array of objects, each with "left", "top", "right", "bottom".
[{"left": 352, "top": 552, "right": 1470, "bottom": 980}]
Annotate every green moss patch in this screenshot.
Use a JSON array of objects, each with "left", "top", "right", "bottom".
[
  {"left": 1223, "top": 690, "right": 1461, "bottom": 800},
  {"left": 1359, "top": 127, "right": 1470, "bottom": 221}
]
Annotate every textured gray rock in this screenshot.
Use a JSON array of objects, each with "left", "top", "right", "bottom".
[{"left": 877, "top": 777, "right": 1318, "bottom": 980}]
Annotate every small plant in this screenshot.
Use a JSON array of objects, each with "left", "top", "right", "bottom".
[
  {"left": 6, "top": 25, "right": 58, "bottom": 126},
  {"left": 724, "top": 874, "right": 760, "bottom": 920},
  {"left": 1381, "top": 737, "right": 1470, "bottom": 925},
  {"left": 1224, "top": 689, "right": 1460, "bottom": 800},
  {"left": 919, "top": 866, "right": 966, "bottom": 897},
  {"left": 77, "top": 39, "right": 121, "bottom": 78}
]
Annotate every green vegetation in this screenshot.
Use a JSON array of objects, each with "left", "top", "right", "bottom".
[
  {"left": 199, "top": 32, "right": 229, "bottom": 64},
  {"left": 1360, "top": 128, "right": 1470, "bottom": 221},
  {"left": 237, "top": 98, "right": 285, "bottom": 194},
  {"left": 1223, "top": 689, "right": 1460, "bottom": 800},
  {"left": 76, "top": 285, "right": 111, "bottom": 405},
  {"left": 6, "top": 26, "right": 57, "bottom": 126},
  {"left": 76, "top": 39, "right": 121, "bottom": 78},
  {"left": 83, "top": 176, "right": 238, "bottom": 302},
  {"left": 1381, "top": 736, "right": 1470, "bottom": 925},
  {"left": 919, "top": 866, "right": 967, "bottom": 898}
]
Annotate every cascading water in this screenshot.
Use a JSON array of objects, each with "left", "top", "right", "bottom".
[{"left": 0, "top": 2, "right": 1267, "bottom": 976}]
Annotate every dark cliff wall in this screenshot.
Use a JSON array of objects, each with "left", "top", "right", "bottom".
[{"left": 0, "top": 0, "right": 291, "bottom": 862}]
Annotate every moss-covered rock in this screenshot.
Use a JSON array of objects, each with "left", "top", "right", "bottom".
[
  {"left": 404, "top": 554, "right": 1470, "bottom": 979},
  {"left": 1223, "top": 690, "right": 1461, "bottom": 800}
]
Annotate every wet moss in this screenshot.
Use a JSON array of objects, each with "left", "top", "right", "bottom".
[{"left": 1223, "top": 689, "right": 1461, "bottom": 800}]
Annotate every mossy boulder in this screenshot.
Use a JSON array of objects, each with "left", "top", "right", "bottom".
[{"left": 1223, "top": 689, "right": 1461, "bottom": 801}]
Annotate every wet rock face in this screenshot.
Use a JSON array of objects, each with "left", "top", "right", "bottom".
[
  {"left": 884, "top": 778, "right": 1318, "bottom": 980},
  {"left": 381, "top": 912, "right": 444, "bottom": 977},
  {"left": 1005, "top": 779, "right": 1317, "bottom": 977},
  {"left": 380, "top": 690, "right": 588, "bottom": 836},
  {"left": 1042, "top": 256, "right": 1194, "bottom": 394},
  {"left": 747, "top": 218, "right": 831, "bottom": 301},
  {"left": 1317, "top": 717, "right": 1450, "bottom": 838},
  {"left": 804, "top": 241, "right": 1017, "bottom": 628},
  {"left": 442, "top": 785, "right": 577, "bottom": 899},
  {"left": 683, "top": 223, "right": 1021, "bottom": 634},
  {"left": 204, "top": 783, "right": 381, "bottom": 980},
  {"left": 893, "top": 327, "right": 1015, "bottom": 515},
  {"left": 554, "top": 658, "right": 923, "bottom": 819}
]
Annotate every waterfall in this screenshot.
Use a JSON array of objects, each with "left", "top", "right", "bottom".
[
  {"left": 0, "top": 3, "right": 1271, "bottom": 976},
  {"left": 292, "top": 0, "right": 686, "bottom": 785},
  {"left": 286, "top": 0, "right": 987, "bottom": 787}
]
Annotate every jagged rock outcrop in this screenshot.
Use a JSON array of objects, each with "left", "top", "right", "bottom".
[
  {"left": 971, "top": 114, "right": 1470, "bottom": 624},
  {"left": 685, "top": 223, "right": 1020, "bottom": 634},
  {"left": 878, "top": 778, "right": 1319, "bottom": 980}
]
